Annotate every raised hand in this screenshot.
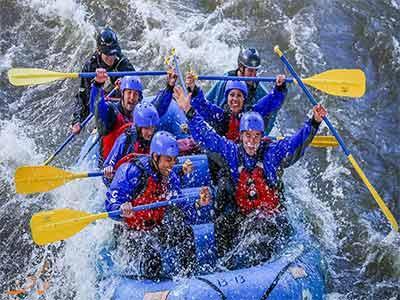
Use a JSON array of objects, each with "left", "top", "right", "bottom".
[
  {"left": 312, "top": 104, "right": 328, "bottom": 123},
  {"left": 174, "top": 86, "right": 192, "bottom": 113}
]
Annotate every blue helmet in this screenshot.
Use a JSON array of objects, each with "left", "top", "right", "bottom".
[
  {"left": 240, "top": 112, "right": 264, "bottom": 132},
  {"left": 120, "top": 76, "right": 143, "bottom": 96},
  {"left": 134, "top": 103, "right": 160, "bottom": 128},
  {"left": 97, "top": 27, "right": 120, "bottom": 56},
  {"left": 150, "top": 131, "right": 179, "bottom": 157},
  {"left": 224, "top": 80, "right": 248, "bottom": 100}
]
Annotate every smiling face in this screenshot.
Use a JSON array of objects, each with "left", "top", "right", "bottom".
[
  {"left": 153, "top": 154, "right": 177, "bottom": 177},
  {"left": 227, "top": 89, "right": 245, "bottom": 114},
  {"left": 241, "top": 130, "right": 262, "bottom": 156},
  {"left": 122, "top": 89, "right": 140, "bottom": 113}
]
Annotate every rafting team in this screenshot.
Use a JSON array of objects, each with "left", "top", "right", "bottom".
[{"left": 71, "top": 27, "right": 327, "bottom": 280}]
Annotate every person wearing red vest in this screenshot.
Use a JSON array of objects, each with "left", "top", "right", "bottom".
[
  {"left": 186, "top": 74, "right": 287, "bottom": 143},
  {"left": 185, "top": 74, "right": 286, "bottom": 186},
  {"left": 102, "top": 103, "right": 198, "bottom": 185},
  {"left": 105, "top": 131, "right": 210, "bottom": 279},
  {"left": 175, "top": 86, "right": 327, "bottom": 268},
  {"left": 102, "top": 102, "right": 160, "bottom": 182},
  {"left": 91, "top": 67, "right": 177, "bottom": 167}
]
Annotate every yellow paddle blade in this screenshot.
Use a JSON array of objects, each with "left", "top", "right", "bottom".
[
  {"left": 302, "top": 69, "right": 366, "bottom": 98},
  {"left": 30, "top": 209, "right": 108, "bottom": 245},
  {"left": 15, "top": 165, "right": 87, "bottom": 194},
  {"left": 276, "top": 135, "right": 338, "bottom": 148},
  {"left": 8, "top": 68, "right": 79, "bottom": 86},
  {"left": 310, "top": 135, "right": 338, "bottom": 148}
]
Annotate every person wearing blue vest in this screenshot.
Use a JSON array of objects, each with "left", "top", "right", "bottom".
[
  {"left": 206, "top": 47, "right": 286, "bottom": 134},
  {"left": 105, "top": 131, "right": 211, "bottom": 279},
  {"left": 174, "top": 86, "right": 327, "bottom": 268}
]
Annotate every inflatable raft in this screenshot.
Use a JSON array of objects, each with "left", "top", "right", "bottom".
[{"left": 76, "top": 103, "right": 326, "bottom": 300}]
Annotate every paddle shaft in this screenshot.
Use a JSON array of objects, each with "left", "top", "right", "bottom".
[
  {"left": 107, "top": 194, "right": 199, "bottom": 219},
  {"left": 43, "top": 88, "right": 117, "bottom": 165},
  {"left": 197, "top": 75, "right": 293, "bottom": 83},
  {"left": 274, "top": 46, "right": 398, "bottom": 231},
  {"left": 79, "top": 70, "right": 167, "bottom": 78},
  {"left": 172, "top": 55, "right": 189, "bottom": 95}
]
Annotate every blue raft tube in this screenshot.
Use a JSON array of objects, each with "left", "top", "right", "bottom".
[{"left": 76, "top": 101, "right": 326, "bottom": 300}]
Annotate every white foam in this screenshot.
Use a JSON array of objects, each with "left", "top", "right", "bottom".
[
  {"left": 391, "top": 0, "right": 400, "bottom": 10},
  {"left": 131, "top": 0, "right": 245, "bottom": 73},
  {"left": 25, "top": 0, "right": 91, "bottom": 29}
]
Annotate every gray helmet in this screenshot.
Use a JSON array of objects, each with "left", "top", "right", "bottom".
[{"left": 238, "top": 48, "right": 261, "bottom": 69}]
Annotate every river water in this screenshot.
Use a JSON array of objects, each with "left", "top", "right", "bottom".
[{"left": 0, "top": 0, "right": 399, "bottom": 299}]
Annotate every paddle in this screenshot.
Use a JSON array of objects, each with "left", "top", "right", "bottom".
[
  {"left": 8, "top": 68, "right": 167, "bottom": 86},
  {"left": 31, "top": 195, "right": 198, "bottom": 245},
  {"left": 274, "top": 45, "right": 398, "bottom": 232},
  {"left": 8, "top": 67, "right": 365, "bottom": 98},
  {"left": 16, "top": 155, "right": 197, "bottom": 194},
  {"left": 197, "top": 69, "right": 366, "bottom": 98},
  {"left": 269, "top": 135, "right": 338, "bottom": 148}
]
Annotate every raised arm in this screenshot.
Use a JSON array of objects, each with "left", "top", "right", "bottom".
[
  {"left": 174, "top": 86, "right": 237, "bottom": 162},
  {"left": 186, "top": 73, "right": 224, "bottom": 123},
  {"left": 150, "top": 67, "right": 178, "bottom": 118},
  {"left": 253, "top": 74, "right": 287, "bottom": 117},
  {"left": 267, "top": 104, "right": 327, "bottom": 168}
]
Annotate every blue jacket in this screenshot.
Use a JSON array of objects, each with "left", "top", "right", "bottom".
[
  {"left": 105, "top": 157, "right": 212, "bottom": 225},
  {"left": 205, "top": 69, "right": 281, "bottom": 134},
  {"left": 191, "top": 85, "right": 286, "bottom": 137},
  {"left": 105, "top": 156, "right": 182, "bottom": 221},
  {"left": 187, "top": 111, "right": 320, "bottom": 187},
  {"left": 90, "top": 83, "right": 174, "bottom": 136},
  {"left": 103, "top": 129, "right": 142, "bottom": 169}
]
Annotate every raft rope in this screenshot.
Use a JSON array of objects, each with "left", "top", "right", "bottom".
[
  {"left": 259, "top": 260, "right": 294, "bottom": 299},
  {"left": 196, "top": 276, "right": 227, "bottom": 300}
]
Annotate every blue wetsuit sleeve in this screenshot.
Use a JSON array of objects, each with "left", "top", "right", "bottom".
[
  {"left": 253, "top": 85, "right": 287, "bottom": 117},
  {"left": 268, "top": 118, "right": 320, "bottom": 169},
  {"left": 187, "top": 111, "right": 236, "bottom": 163},
  {"left": 103, "top": 133, "right": 129, "bottom": 168},
  {"left": 105, "top": 163, "right": 143, "bottom": 221},
  {"left": 151, "top": 86, "right": 173, "bottom": 118},
  {"left": 191, "top": 87, "right": 224, "bottom": 123}
]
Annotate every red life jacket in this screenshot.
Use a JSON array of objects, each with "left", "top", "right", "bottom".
[
  {"left": 124, "top": 175, "right": 168, "bottom": 230},
  {"left": 235, "top": 155, "right": 280, "bottom": 215},
  {"left": 225, "top": 114, "right": 240, "bottom": 143},
  {"left": 101, "top": 111, "right": 132, "bottom": 159},
  {"left": 133, "top": 140, "right": 150, "bottom": 155},
  {"left": 113, "top": 152, "right": 148, "bottom": 171}
]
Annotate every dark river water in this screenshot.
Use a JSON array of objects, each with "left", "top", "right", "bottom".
[{"left": 0, "top": 0, "right": 399, "bottom": 299}]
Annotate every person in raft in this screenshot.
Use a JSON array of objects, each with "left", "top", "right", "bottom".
[
  {"left": 174, "top": 85, "right": 327, "bottom": 269},
  {"left": 102, "top": 103, "right": 195, "bottom": 185},
  {"left": 91, "top": 67, "right": 178, "bottom": 167},
  {"left": 105, "top": 131, "right": 211, "bottom": 279},
  {"left": 206, "top": 47, "right": 284, "bottom": 134},
  {"left": 70, "top": 27, "right": 135, "bottom": 134}
]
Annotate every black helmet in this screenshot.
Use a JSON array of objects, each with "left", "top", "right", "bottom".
[
  {"left": 238, "top": 48, "right": 261, "bottom": 69},
  {"left": 97, "top": 27, "right": 119, "bottom": 56}
]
